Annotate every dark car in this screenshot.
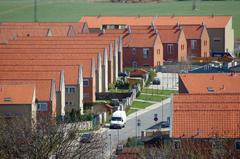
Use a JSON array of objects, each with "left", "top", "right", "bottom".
[
  {"left": 118, "top": 72, "right": 128, "bottom": 77},
  {"left": 80, "top": 133, "right": 93, "bottom": 143},
  {"left": 152, "top": 78, "right": 161, "bottom": 85}
]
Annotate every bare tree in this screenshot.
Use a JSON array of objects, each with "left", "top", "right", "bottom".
[{"left": 0, "top": 116, "right": 107, "bottom": 159}]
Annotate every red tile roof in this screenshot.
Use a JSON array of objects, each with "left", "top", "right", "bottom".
[
  {"left": 0, "top": 71, "right": 61, "bottom": 91},
  {"left": 173, "top": 93, "right": 240, "bottom": 138},
  {"left": 179, "top": 73, "right": 240, "bottom": 94},
  {"left": 181, "top": 25, "right": 205, "bottom": 39},
  {"left": 122, "top": 33, "right": 158, "bottom": 47},
  {"left": 157, "top": 28, "right": 182, "bottom": 43},
  {"left": 80, "top": 16, "right": 154, "bottom": 28},
  {"left": 0, "top": 84, "right": 35, "bottom": 104},
  {"left": 80, "top": 16, "right": 231, "bottom": 29},
  {"left": 0, "top": 80, "right": 52, "bottom": 102},
  {"left": 130, "top": 69, "right": 148, "bottom": 77}
]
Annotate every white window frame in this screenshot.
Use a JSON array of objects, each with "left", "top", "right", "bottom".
[
  {"left": 167, "top": 44, "right": 174, "bottom": 54},
  {"left": 143, "top": 48, "right": 150, "bottom": 59},
  {"left": 37, "top": 103, "right": 48, "bottom": 112},
  {"left": 174, "top": 140, "right": 181, "bottom": 149},
  {"left": 191, "top": 40, "right": 197, "bottom": 49},
  {"left": 65, "top": 86, "right": 76, "bottom": 94},
  {"left": 83, "top": 79, "right": 89, "bottom": 87},
  {"left": 235, "top": 140, "right": 240, "bottom": 150},
  {"left": 65, "top": 101, "right": 74, "bottom": 106}
]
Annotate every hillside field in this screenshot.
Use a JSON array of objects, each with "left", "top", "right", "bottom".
[{"left": 0, "top": 0, "right": 239, "bottom": 39}]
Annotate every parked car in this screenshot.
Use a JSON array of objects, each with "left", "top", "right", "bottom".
[
  {"left": 80, "top": 133, "right": 93, "bottom": 143},
  {"left": 152, "top": 77, "right": 161, "bottom": 85},
  {"left": 110, "top": 111, "right": 126, "bottom": 129}
]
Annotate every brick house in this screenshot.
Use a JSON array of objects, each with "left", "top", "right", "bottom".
[
  {"left": 157, "top": 27, "right": 187, "bottom": 62},
  {"left": 0, "top": 71, "right": 65, "bottom": 118},
  {"left": 181, "top": 24, "right": 210, "bottom": 58},
  {"left": 0, "top": 84, "right": 37, "bottom": 126}
]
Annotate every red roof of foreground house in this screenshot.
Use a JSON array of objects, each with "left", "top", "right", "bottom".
[
  {"left": 173, "top": 93, "right": 240, "bottom": 138},
  {"left": 157, "top": 28, "right": 182, "bottom": 43},
  {"left": 179, "top": 73, "right": 240, "bottom": 94},
  {"left": 0, "top": 80, "right": 53, "bottom": 102},
  {"left": 123, "top": 33, "right": 159, "bottom": 47},
  {"left": 80, "top": 16, "right": 231, "bottom": 29},
  {"left": 0, "top": 84, "right": 35, "bottom": 104}
]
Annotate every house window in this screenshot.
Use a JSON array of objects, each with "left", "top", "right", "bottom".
[
  {"left": 132, "top": 61, "right": 137, "bottom": 67},
  {"left": 65, "top": 86, "right": 76, "bottom": 94},
  {"left": 143, "top": 64, "right": 149, "bottom": 67},
  {"left": 204, "top": 40, "right": 208, "bottom": 46},
  {"left": 37, "top": 103, "right": 48, "bottom": 112},
  {"left": 157, "top": 49, "right": 160, "bottom": 54},
  {"left": 65, "top": 101, "right": 74, "bottom": 106},
  {"left": 191, "top": 40, "right": 197, "bottom": 49},
  {"left": 213, "top": 37, "right": 221, "bottom": 42},
  {"left": 143, "top": 48, "right": 150, "bottom": 59},
  {"left": 174, "top": 140, "right": 181, "bottom": 149},
  {"left": 167, "top": 44, "right": 174, "bottom": 54},
  {"left": 235, "top": 140, "right": 240, "bottom": 150},
  {"left": 132, "top": 48, "right": 136, "bottom": 55},
  {"left": 83, "top": 79, "right": 89, "bottom": 87}
]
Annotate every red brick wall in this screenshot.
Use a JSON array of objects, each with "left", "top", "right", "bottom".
[
  {"left": 83, "top": 77, "right": 96, "bottom": 103},
  {"left": 187, "top": 39, "right": 201, "bottom": 57},
  {"left": 163, "top": 43, "right": 178, "bottom": 62},
  {"left": 123, "top": 47, "right": 154, "bottom": 67}
]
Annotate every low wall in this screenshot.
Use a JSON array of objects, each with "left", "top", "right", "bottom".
[{"left": 96, "top": 92, "right": 132, "bottom": 101}]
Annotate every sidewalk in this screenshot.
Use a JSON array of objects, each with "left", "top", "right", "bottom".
[
  {"left": 134, "top": 99, "right": 158, "bottom": 104},
  {"left": 127, "top": 98, "right": 171, "bottom": 121}
]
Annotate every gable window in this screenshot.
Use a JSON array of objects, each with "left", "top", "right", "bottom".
[
  {"left": 83, "top": 79, "right": 89, "bottom": 87},
  {"left": 191, "top": 40, "right": 197, "bottom": 49},
  {"left": 167, "top": 44, "right": 174, "bottom": 54},
  {"left": 65, "top": 86, "right": 76, "bottom": 94},
  {"left": 37, "top": 103, "right": 48, "bottom": 112},
  {"left": 143, "top": 48, "right": 150, "bottom": 59},
  {"left": 132, "top": 48, "right": 136, "bottom": 55}
]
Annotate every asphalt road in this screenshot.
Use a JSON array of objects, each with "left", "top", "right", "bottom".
[
  {"left": 105, "top": 99, "right": 172, "bottom": 157},
  {"left": 149, "top": 72, "right": 178, "bottom": 90}
]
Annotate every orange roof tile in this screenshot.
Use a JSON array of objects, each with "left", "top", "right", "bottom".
[
  {"left": 0, "top": 71, "right": 61, "bottom": 91},
  {"left": 122, "top": 33, "right": 158, "bottom": 47},
  {"left": 173, "top": 93, "right": 240, "bottom": 138},
  {"left": 154, "top": 16, "right": 231, "bottom": 28},
  {"left": 179, "top": 73, "right": 240, "bottom": 94},
  {"left": 130, "top": 69, "right": 148, "bottom": 77},
  {"left": 80, "top": 16, "right": 154, "bottom": 28},
  {"left": 158, "top": 28, "right": 181, "bottom": 43},
  {"left": 181, "top": 25, "right": 205, "bottom": 39},
  {"left": 80, "top": 16, "right": 231, "bottom": 29},
  {"left": 0, "top": 80, "right": 52, "bottom": 102},
  {"left": 0, "top": 84, "right": 35, "bottom": 104}
]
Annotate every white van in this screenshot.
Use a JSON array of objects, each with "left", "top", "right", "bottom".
[{"left": 110, "top": 110, "right": 126, "bottom": 129}]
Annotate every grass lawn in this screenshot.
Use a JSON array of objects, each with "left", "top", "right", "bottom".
[
  {"left": 127, "top": 101, "right": 152, "bottom": 115},
  {"left": 0, "top": 0, "right": 239, "bottom": 39},
  {"left": 131, "top": 101, "right": 152, "bottom": 109},
  {"left": 137, "top": 94, "right": 168, "bottom": 102},
  {"left": 142, "top": 88, "right": 177, "bottom": 95}
]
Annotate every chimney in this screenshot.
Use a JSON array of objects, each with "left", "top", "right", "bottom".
[{"left": 128, "top": 25, "right": 131, "bottom": 34}]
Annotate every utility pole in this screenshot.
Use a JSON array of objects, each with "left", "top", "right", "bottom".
[{"left": 34, "top": 0, "right": 37, "bottom": 22}]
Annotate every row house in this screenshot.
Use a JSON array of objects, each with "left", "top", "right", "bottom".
[
  {"left": 81, "top": 15, "right": 234, "bottom": 54},
  {"left": 0, "top": 59, "right": 94, "bottom": 115},
  {"left": 0, "top": 84, "right": 37, "bottom": 127},
  {"left": 0, "top": 80, "right": 56, "bottom": 119},
  {"left": 0, "top": 71, "right": 64, "bottom": 118}
]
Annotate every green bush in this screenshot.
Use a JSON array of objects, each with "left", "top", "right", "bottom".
[
  {"left": 136, "top": 91, "right": 141, "bottom": 98},
  {"left": 65, "top": 109, "right": 93, "bottom": 123},
  {"left": 145, "top": 69, "right": 156, "bottom": 87},
  {"left": 115, "top": 80, "right": 130, "bottom": 89}
]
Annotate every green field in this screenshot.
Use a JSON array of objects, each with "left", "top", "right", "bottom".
[{"left": 0, "top": 0, "right": 239, "bottom": 39}]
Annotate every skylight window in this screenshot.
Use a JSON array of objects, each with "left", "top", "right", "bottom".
[
  {"left": 207, "top": 87, "right": 214, "bottom": 92},
  {"left": 4, "top": 97, "right": 12, "bottom": 102}
]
